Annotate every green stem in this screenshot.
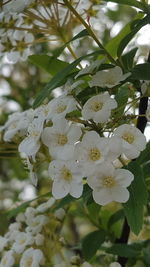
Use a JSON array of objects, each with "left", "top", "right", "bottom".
[{"left": 63, "top": 0, "right": 117, "bottom": 65}]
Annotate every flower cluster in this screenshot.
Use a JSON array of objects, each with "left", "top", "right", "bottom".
[
  {"left": 0, "top": 197, "right": 67, "bottom": 267},
  {"left": 1, "top": 65, "right": 147, "bottom": 207}
]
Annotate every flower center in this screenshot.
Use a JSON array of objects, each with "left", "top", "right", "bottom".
[
  {"left": 102, "top": 176, "right": 116, "bottom": 188},
  {"left": 56, "top": 105, "right": 66, "bottom": 113},
  {"left": 91, "top": 101, "right": 103, "bottom": 112},
  {"left": 31, "top": 131, "right": 39, "bottom": 137},
  {"left": 57, "top": 134, "right": 68, "bottom": 145},
  {"left": 89, "top": 148, "right": 101, "bottom": 161},
  {"left": 61, "top": 167, "right": 72, "bottom": 181},
  {"left": 25, "top": 257, "right": 33, "bottom": 267},
  {"left": 19, "top": 239, "right": 26, "bottom": 244},
  {"left": 122, "top": 132, "right": 134, "bottom": 144}
]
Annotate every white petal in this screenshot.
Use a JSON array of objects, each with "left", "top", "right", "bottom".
[
  {"left": 70, "top": 182, "right": 83, "bottom": 198},
  {"left": 52, "top": 180, "right": 70, "bottom": 199},
  {"left": 93, "top": 188, "right": 113, "bottom": 205},
  {"left": 111, "top": 187, "right": 129, "bottom": 203}
]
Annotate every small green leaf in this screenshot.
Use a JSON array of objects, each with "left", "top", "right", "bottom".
[
  {"left": 114, "top": 86, "right": 129, "bottom": 118},
  {"left": 123, "top": 161, "right": 148, "bottom": 235},
  {"left": 102, "top": 0, "right": 148, "bottom": 11},
  {"left": 107, "top": 209, "right": 124, "bottom": 229},
  {"left": 82, "top": 230, "right": 106, "bottom": 260},
  {"left": 142, "top": 162, "right": 150, "bottom": 179},
  {"left": 65, "top": 110, "right": 81, "bottom": 118},
  {"left": 29, "top": 55, "right": 69, "bottom": 75},
  {"left": 104, "top": 13, "right": 143, "bottom": 59},
  {"left": 54, "top": 195, "right": 75, "bottom": 210},
  {"left": 52, "top": 29, "right": 89, "bottom": 58},
  {"left": 136, "top": 141, "right": 150, "bottom": 164},
  {"left": 131, "top": 63, "right": 150, "bottom": 80},
  {"left": 33, "top": 50, "right": 103, "bottom": 108},
  {"left": 121, "top": 47, "right": 138, "bottom": 70},
  {"left": 106, "top": 243, "right": 141, "bottom": 258},
  {"left": 117, "top": 14, "right": 150, "bottom": 57}
]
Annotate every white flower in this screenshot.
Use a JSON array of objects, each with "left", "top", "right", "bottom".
[
  {"left": 26, "top": 215, "right": 49, "bottom": 234},
  {"left": 16, "top": 212, "right": 25, "bottom": 223},
  {"left": 109, "top": 262, "right": 121, "bottom": 267},
  {"left": 146, "top": 104, "right": 150, "bottom": 121},
  {"left": 2, "top": 109, "right": 34, "bottom": 142},
  {"left": 34, "top": 234, "right": 44, "bottom": 246},
  {"left": 54, "top": 208, "right": 65, "bottom": 220},
  {"left": 114, "top": 124, "right": 146, "bottom": 159},
  {"left": 0, "top": 250, "right": 14, "bottom": 267},
  {"left": 0, "top": 236, "right": 8, "bottom": 252},
  {"left": 36, "top": 198, "right": 55, "bottom": 213},
  {"left": 48, "top": 160, "right": 83, "bottom": 199},
  {"left": 87, "top": 162, "right": 134, "bottom": 205},
  {"left": 18, "top": 117, "right": 44, "bottom": 157},
  {"left": 20, "top": 248, "right": 44, "bottom": 267},
  {"left": 25, "top": 207, "right": 37, "bottom": 220},
  {"left": 41, "top": 119, "right": 82, "bottom": 160},
  {"left": 74, "top": 131, "right": 108, "bottom": 175},
  {"left": 89, "top": 66, "right": 130, "bottom": 88},
  {"left": 46, "top": 95, "right": 78, "bottom": 122},
  {"left": 3, "top": 0, "right": 34, "bottom": 13},
  {"left": 12, "top": 232, "right": 34, "bottom": 254},
  {"left": 106, "top": 136, "right": 122, "bottom": 162},
  {"left": 82, "top": 92, "right": 117, "bottom": 123}
]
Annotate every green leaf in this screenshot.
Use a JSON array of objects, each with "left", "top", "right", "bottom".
[
  {"left": 106, "top": 243, "right": 141, "bottom": 258},
  {"left": 117, "top": 14, "right": 150, "bottom": 57},
  {"left": 29, "top": 55, "right": 69, "bottom": 75},
  {"left": 143, "top": 248, "right": 150, "bottom": 266},
  {"left": 104, "top": 14, "right": 142, "bottom": 59},
  {"left": 136, "top": 141, "right": 150, "bottom": 164},
  {"left": 123, "top": 161, "right": 148, "bottom": 235},
  {"left": 107, "top": 209, "right": 124, "bottom": 229},
  {"left": 82, "top": 230, "right": 106, "bottom": 260},
  {"left": 102, "top": 0, "right": 148, "bottom": 11},
  {"left": 114, "top": 86, "right": 129, "bottom": 118},
  {"left": 33, "top": 50, "right": 103, "bottom": 108},
  {"left": 121, "top": 47, "right": 138, "bottom": 70},
  {"left": 52, "top": 29, "right": 89, "bottom": 58},
  {"left": 142, "top": 162, "right": 150, "bottom": 179},
  {"left": 65, "top": 110, "right": 81, "bottom": 118},
  {"left": 131, "top": 63, "right": 150, "bottom": 80},
  {"left": 54, "top": 195, "right": 75, "bottom": 210}
]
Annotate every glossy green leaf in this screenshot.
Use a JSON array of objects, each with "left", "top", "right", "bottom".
[
  {"left": 117, "top": 13, "right": 150, "bottom": 57},
  {"left": 52, "top": 29, "right": 89, "bottom": 58},
  {"left": 123, "top": 161, "right": 148, "bottom": 235},
  {"left": 107, "top": 209, "right": 124, "bottom": 229},
  {"left": 121, "top": 47, "right": 138, "bottom": 70},
  {"left": 131, "top": 63, "right": 150, "bottom": 80},
  {"left": 82, "top": 230, "right": 106, "bottom": 260},
  {"left": 106, "top": 243, "right": 141, "bottom": 258},
  {"left": 136, "top": 141, "right": 150, "bottom": 164},
  {"left": 33, "top": 50, "right": 103, "bottom": 108},
  {"left": 29, "top": 55, "right": 69, "bottom": 75},
  {"left": 114, "top": 86, "right": 129, "bottom": 118},
  {"left": 102, "top": 0, "right": 148, "bottom": 11}
]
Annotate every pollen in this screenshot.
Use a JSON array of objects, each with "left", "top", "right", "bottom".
[
  {"left": 56, "top": 104, "right": 67, "bottom": 113},
  {"left": 122, "top": 132, "right": 134, "bottom": 144},
  {"left": 57, "top": 134, "right": 68, "bottom": 145},
  {"left": 89, "top": 147, "right": 101, "bottom": 161},
  {"left": 91, "top": 101, "right": 103, "bottom": 112},
  {"left": 102, "top": 176, "right": 116, "bottom": 188},
  {"left": 61, "top": 167, "right": 72, "bottom": 181}
]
